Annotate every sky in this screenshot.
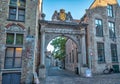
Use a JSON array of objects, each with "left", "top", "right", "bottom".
[
  {"left": 43, "top": 0, "right": 120, "bottom": 20},
  {"left": 44, "top": 0, "right": 120, "bottom": 51}
]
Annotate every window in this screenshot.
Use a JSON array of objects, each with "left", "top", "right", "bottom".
[
  {"left": 9, "top": 0, "right": 25, "bottom": 21},
  {"left": 9, "top": 0, "right": 26, "bottom": 7},
  {"left": 65, "top": 55, "right": 68, "bottom": 63},
  {"left": 5, "top": 48, "right": 22, "bottom": 69},
  {"left": 5, "top": 25, "right": 24, "bottom": 69},
  {"left": 18, "top": 9, "right": 25, "bottom": 21},
  {"left": 9, "top": 7, "right": 17, "bottom": 20},
  {"left": 10, "top": 0, "right": 17, "bottom": 6},
  {"left": 95, "top": 19, "right": 103, "bottom": 37},
  {"left": 97, "top": 43, "right": 105, "bottom": 63},
  {"left": 69, "top": 53, "right": 71, "bottom": 63},
  {"left": 107, "top": 5, "right": 113, "bottom": 17},
  {"left": 108, "top": 22, "right": 115, "bottom": 38},
  {"left": 2, "top": 73, "right": 21, "bottom": 84},
  {"left": 72, "top": 50, "right": 74, "bottom": 63},
  {"left": 6, "top": 33, "right": 23, "bottom": 45},
  {"left": 6, "top": 33, "right": 14, "bottom": 44},
  {"left": 16, "top": 34, "right": 23, "bottom": 45},
  {"left": 111, "top": 44, "right": 118, "bottom": 62},
  {"left": 76, "top": 48, "right": 78, "bottom": 63}
]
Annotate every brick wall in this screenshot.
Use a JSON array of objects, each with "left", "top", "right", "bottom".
[{"left": 65, "top": 39, "right": 78, "bottom": 72}]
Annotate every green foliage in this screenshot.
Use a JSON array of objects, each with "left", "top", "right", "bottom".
[{"left": 50, "top": 36, "right": 67, "bottom": 60}]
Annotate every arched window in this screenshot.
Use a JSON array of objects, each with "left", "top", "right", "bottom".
[{"left": 6, "top": 24, "right": 24, "bottom": 45}]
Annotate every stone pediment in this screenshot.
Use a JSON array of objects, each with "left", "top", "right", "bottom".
[
  {"left": 5, "top": 23, "right": 25, "bottom": 32},
  {"left": 52, "top": 9, "right": 73, "bottom": 22}
]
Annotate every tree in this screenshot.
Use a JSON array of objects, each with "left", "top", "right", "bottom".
[{"left": 50, "top": 36, "right": 67, "bottom": 60}]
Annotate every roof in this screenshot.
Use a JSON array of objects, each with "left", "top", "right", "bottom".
[
  {"left": 73, "top": 19, "right": 80, "bottom": 23},
  {"left": 90, "top": 0, "right": 118, "bottom": 9}
]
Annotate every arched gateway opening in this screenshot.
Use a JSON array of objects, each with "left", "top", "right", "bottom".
[
  {"left": 38, "top": 9, "right": 88, "bottom": 78},
  {"left": 46, "top": 36, "right": 78, "bottom": 76}
]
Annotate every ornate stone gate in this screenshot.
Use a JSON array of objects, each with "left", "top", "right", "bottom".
[{"left": 39, "top": 20, "right": 87, "bottom": 75}]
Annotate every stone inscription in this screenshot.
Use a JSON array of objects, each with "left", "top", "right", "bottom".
[{"left": 44, "top": 28, "right": 81, "bottom": 35}]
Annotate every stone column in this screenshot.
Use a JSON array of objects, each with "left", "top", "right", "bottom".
[
  {"left": 77, "top": 27, "right": 87, "bottom": 76},
  {"left": 39, "top": 30, "right": 46, "bottom": 79},
  {"left": 81, "top": 35, "right": 87, "bottom": 65},
  {"left": 40, "top": 31, "right": 45, "bottom": 65},
  {"left": 77, "top": 37, "right": 82, "bottom": 75}
]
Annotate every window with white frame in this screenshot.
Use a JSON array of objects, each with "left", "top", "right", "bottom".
[
  {"left": 107, "top": 5, "right": 113, "bottom": 17},
  {"left": 108, "top": 22, "right": 115, "bottom": 38},
  {"left": 9, "top": 0, "right": 25, "bottom": 21},
  {"left": 95, "top": 19, "right": 103, "bottom": 37}
]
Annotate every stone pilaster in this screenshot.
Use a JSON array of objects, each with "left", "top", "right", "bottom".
[
  {"left": 40, "top": 31, "right": 45, "bottom": 65},
  {"left": 78, "top": 52, "right": 82, "bottom": 75},
  {"left": 77, "top": 36, "right": 82, "bottom": 75}
]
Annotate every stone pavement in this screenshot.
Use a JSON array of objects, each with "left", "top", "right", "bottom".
[{"left": 39, "top": 67, "right": 120, "bottom": 84}]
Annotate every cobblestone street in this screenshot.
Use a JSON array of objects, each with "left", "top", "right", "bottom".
[{"left": 40, "top": 66, "right": 120, "bottom": 84}]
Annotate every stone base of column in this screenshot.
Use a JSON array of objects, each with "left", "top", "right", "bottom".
[
  {"left": 25, "top": 72, "right": 33, "bottom": 83},
  {"left": 39, "top": 65, "right": 46, "bottom": 79}
]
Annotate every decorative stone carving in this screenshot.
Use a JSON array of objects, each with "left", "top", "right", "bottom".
[
  {"left": 51, "top": 9, "right": 73, "bottom": 22},
  {"left": 52, "top": 10, "right": 58, "bottom": 21},
  {"left": 6, "top": 25, "right": 24, "bottom": 32},
  {"left": 44, "top": 28, "right": 81, "bottom": 35},
  {"left": 41, "top": 13, "right": 46, "bottom": 20},
  {"left": 66, "top": 12, "right": 73, "bottom": 21}
]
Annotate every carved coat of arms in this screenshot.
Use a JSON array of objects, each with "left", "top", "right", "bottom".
[
  {"left": 52, "top": 9, "right": 73, "bottom": 21},
  {"left": 59, "top": 9, "right": 66, "bottom": 21}
]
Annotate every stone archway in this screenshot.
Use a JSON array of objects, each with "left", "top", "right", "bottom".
[
  {"left": 39, "top": 20, "right": 87, "bottom": 75},
  {"left": 45, "top": 34, "right": 79, "bottom": 50}
]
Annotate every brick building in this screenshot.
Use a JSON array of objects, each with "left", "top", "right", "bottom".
[
  {"left": 81, "top": 0, "right": 120, "bottom": 73},
  {"left": 0, "top": 0, "right": 42, "bottom": 83},
  {"left": 65, "top": 0, "right": 120, "bottom": 74}
]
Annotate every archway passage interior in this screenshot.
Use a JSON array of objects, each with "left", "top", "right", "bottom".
[{"left": 46, "top": 36, "right": 79, "bottom": 76}]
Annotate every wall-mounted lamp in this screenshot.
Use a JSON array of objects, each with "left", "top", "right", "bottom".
[
  {"left": 26, "top": 35, "right": 34, "bottom": 42},
  {"left": 26, "top": 27, "right": 34, "bottom": 42}
]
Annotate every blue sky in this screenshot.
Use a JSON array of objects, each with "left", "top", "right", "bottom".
[{"left": 43, "top": 0, "right": 120, "bottom": 20}]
